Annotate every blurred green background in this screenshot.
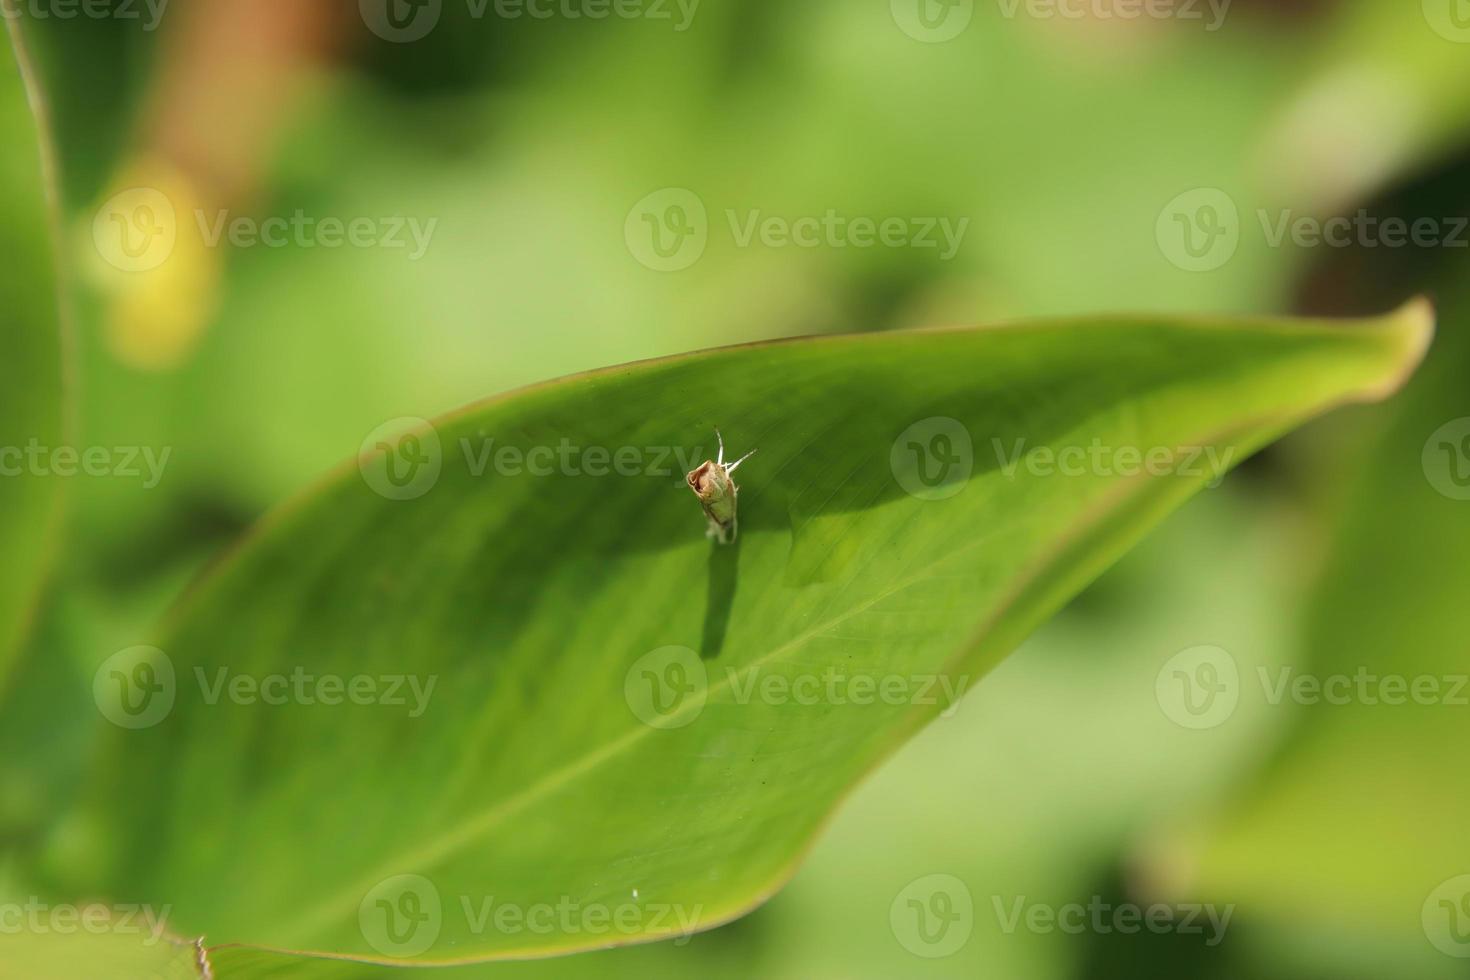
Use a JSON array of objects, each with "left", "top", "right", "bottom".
[{"left": 4, "top": 0, "right": 1470, "bottom": 976}]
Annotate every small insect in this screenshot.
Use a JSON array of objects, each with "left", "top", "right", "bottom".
[{"left": 686, "top": 428, "right": 756, "bottom": 544}]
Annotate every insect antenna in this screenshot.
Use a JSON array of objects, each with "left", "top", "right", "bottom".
[{"left": 726, "top": 448, "right": 757, "bottom": 473}]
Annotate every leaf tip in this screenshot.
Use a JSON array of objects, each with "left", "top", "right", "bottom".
[
  {"left": 1364, "top": 295, "right": 1435, "bottom": 402},
  {"left": 1394, "top": 293, "right": 1436, "bottom": 344}
]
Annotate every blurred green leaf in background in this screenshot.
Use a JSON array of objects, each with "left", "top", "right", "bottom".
[{"left": 0, "top": 5, "right": 66, "bottom": 693}]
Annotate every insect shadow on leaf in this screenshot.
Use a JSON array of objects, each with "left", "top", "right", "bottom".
[{"left": 701, "top": 530, "right": 740, "bottom": 659}]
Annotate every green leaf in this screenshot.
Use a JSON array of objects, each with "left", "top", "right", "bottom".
[
  {"left": 0, "top": 9, "right": 67, "bottom": 690},
  {"left": 96, "top": 303, "right": 1430, "bottom": 969}
]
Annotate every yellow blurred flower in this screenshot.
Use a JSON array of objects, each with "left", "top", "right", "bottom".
[{"left": 79, "top": 157, "right": 221, "bottom": 371}]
